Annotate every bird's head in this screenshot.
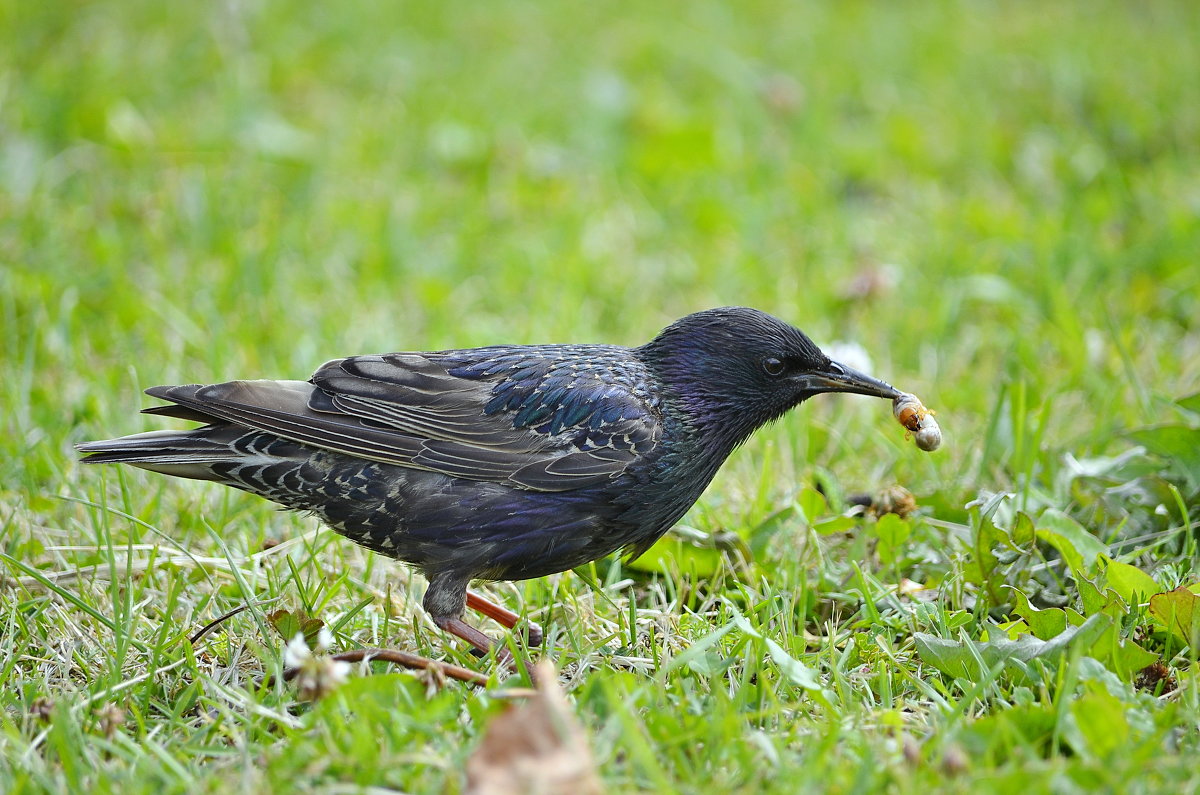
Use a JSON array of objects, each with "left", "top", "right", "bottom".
[{"left": 638, "top": 307, "right": 900, "bottom": 452}]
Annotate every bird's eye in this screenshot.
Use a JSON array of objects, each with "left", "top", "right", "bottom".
[{"left": 762, "top": 357, "right": 785, "bottom": 377}]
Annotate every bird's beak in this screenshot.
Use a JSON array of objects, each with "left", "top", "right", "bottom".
[{"left": 794, "top": 360, "right": 902, "bottom": 400}]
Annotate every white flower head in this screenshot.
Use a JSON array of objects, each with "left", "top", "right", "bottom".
[
  {"left": 284, "top": 632, "right": 311, "bottom": 668},
  {"left": 282, "top": 628, "right": 350, "bottom": 700}
]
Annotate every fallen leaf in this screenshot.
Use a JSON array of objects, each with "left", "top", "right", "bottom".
[
  {"left": 267, "top": 609, "right": 324, "bottom": 648},
  {"left": 1149, "top": 586, "right": 1200, "bottom": 646},
  {"left": 466, "top": 661, "right": 600, "bottom": 795}
]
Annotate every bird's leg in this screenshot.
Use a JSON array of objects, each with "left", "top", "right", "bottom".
[
  {"left": 422, "top": 575, "right": 538, "bottom": 672},
  {"left": 466, "top": 590, "right": 543, "bottom": 647},
  {"left": 423, "top": 574, "right": 507, "bottom": 661},
  {"left": 431, "top": 615, "right": 499, "bottom": 657}
]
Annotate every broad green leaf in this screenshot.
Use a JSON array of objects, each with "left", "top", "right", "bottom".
[
  {"left": 1008, "top": 511, "right": 1036, "bottom": 548},
  {"left": 874, "top": 513, "right": 911, "bottom": 564},
  {"left": 1149, "top": 587, "right": 1200, "bottom": 646},
  {"left": 1127, "top": 425, "right": 1200, "bottom": 490},
  {"left": 627, "top": 536, "right": 722, "bottom": 579},
  {"left": 813, "top": 515, "right": 857, "bottom": 535},
  {"left": 990, "top": 619, "right": 1031, "bottom": 640},
  {"left": 796, "top": 487, "right": 828, "bottom": 525},
  {"left": 1066, "top": 580, "right": 1158, "bottom": 679},
  {"left": 1077, "top": 576, "right": 1128, "bottom": 618},
  {"left": 1103, "top": 633, "right": 1160, "bottom": 681},
  {"left": 1099, "top": 556, "right": 1160, "bottom": 605},
  {"left": 963, "top": 493, "right": 1009, "bottom": 600},
  {"left": 1128, "top": 424, "right": 1200, "bottom": 460},
  {"left": 1067, "top": 685, "right": 1130, "bottom": 759},
  {"left": 1006, "top": 586, "right": 1066, "bottom": 640},
  {"left": 1035, "top": 509, "right": 1108, "bottom": 576},
  {"left": 1177, "top": 391, "right": 1200, "bottom": 417},
  {"left": 914, "top": 614, "right": 1111, "bottom": 682},
  {"left": 960, "top": 703, "right": 1057, "bottom": 758}
]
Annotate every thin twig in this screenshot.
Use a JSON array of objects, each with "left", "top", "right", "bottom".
[{"left": 277, "top": 647, "right": 490, "bottom": 687}]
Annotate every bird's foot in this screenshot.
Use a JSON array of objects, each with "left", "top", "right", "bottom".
[
  {"left": 492, "top": 646, "right": 540, "bottom": 682},
  {"left": 434, "top": 615, "right": 497, "bottom": 655},
  {"left": 434, "top": 615, "right": 536, "bottom": 676}
]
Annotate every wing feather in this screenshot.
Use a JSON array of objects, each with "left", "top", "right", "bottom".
[{"left": 144, "top": 346, "right": 661, "bottom": 492}]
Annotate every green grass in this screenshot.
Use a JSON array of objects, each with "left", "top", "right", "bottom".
[{"left": 3, "top": 0, "right": 1200, "bottom": 791}]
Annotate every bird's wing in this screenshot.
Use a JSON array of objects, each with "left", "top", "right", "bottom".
[{"left": 144, "top": 345, "right": 661, "bottom": 492}]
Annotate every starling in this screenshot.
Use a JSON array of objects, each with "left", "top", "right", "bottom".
[{"left": 78, "top": 307, "right": 901, "bottom": 656}]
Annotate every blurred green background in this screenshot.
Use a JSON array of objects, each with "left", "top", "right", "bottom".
[
  {"left": 3, "top": 0, "right": 1200, "bottom": 791},
  {"left": 5, "top": 1, "right": 1196, "bottom": 476}
]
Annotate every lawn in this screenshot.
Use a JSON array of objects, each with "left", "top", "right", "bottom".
[{"left": 2, "top": 0, "right": 1199, "bottom": 792}]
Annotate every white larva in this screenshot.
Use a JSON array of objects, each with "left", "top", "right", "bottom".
[{"left": 892, "top": 392, "right": 941, "bottom": 452}]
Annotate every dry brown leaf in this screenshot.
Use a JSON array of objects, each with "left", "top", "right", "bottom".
[{"left": 466, "top": 661, "right": 601, "bottom": 795}]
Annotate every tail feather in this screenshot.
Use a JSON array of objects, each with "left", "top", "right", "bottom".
[
  {"left": 77, "top": 429, "right": 241, "bottom": 480},
  {"left": 80, "top": 381, "right": 332, "bottom": 496},
  {"left": 140, "top": 404, "right": 220, "bottom": 423}
]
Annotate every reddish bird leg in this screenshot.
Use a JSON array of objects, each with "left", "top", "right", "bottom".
[
  {"left": 428, "top": 590, "right": 541, "bottom": 667},
  {"left": 466, "top": 590, "right": 543, "bottom": 647},
  {"left": 432, "top": 615, "right": 503, "bottom": 657}
]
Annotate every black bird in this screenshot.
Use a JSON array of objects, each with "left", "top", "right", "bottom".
[{"left": 78, "top": 307, "right": 901, "bottom": 657}]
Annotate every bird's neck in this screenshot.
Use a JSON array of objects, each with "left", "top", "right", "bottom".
[
  {"left": 652, "top": 387, "right": 768, "bottom": 472},
  {"left": 635, "top": 341, "right": 798, "bottom": 478}
]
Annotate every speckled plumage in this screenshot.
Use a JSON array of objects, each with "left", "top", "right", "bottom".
[{"left": 78, "top": 307, "right": 900, "bottom": 652}]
